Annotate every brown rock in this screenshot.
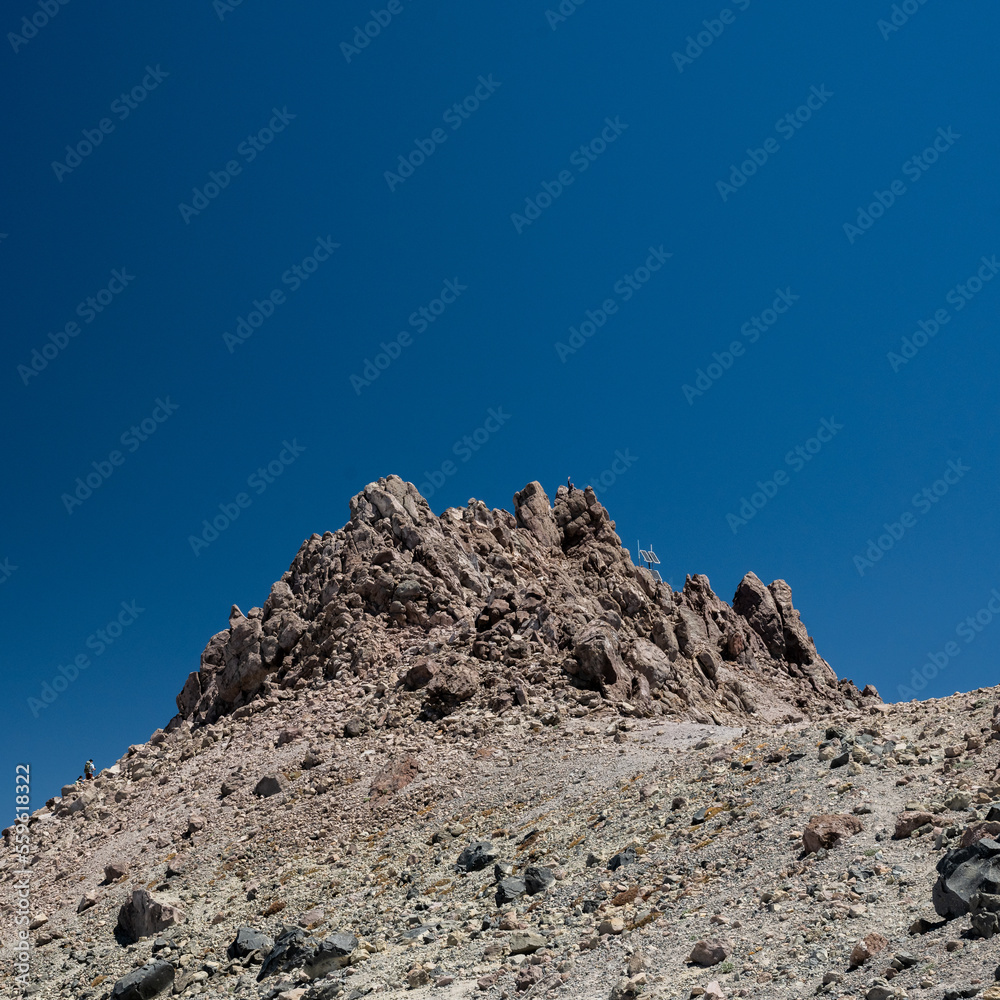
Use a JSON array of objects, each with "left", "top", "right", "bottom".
[
  {"left": 406, "top": 967, "right": 431, "bottom": 988},
  {"left": 513, "top": 481, "right": 560, "bottom": 549},
  {"left": 732, "top": 573, "right": 786, "bottom": 659},
  {"left": 103, "top": 862, "right": 128, "bottom": 882},
  {"left": 402, "top": 660, "right": 435, "bottom": 689},
  {"left": 767, "top": 578, "right": 821, "bottom": 665},
  {"left": 297, "top": 906, "right": 324, "bottom": 927},
  {"left": 960, "top": 821, "right": 1000, "bottom": 847},
  {"left": 343, "top": 717, "right": 367, "bottom": 737},
  {"left": 893, "top": 811, "right": 935, "bottom": 839},
  {"left": 689, "top": 939, "right": 730, "bottom": 966},
  {"left": 175, "top": 671, "right": 202, "bottom": 717},
  {"left": 369, "top": 755, "right": 420, "bottom": 797},
  {"left": 803, "top": 814, "right": 864, "bottom": 854},
  {"left": 849, "top": 933, "right": 889, "bottom": 968},
  {"left": 173, "top": 474, "right": 867, "bottom": 733},
  {"left": 425, "top": 660, "right": 479, "bottom": 709},
  {"left": 573, "top": 625, "right": 637, "bottom": 703}
]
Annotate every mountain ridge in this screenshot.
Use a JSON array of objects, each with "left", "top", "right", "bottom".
[{"left": 172, "top": 475, "right": 878, "bottom": 736}]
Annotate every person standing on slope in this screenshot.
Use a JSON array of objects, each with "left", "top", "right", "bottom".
[{"left": 84, "top": 759, "right": 95, "bottom": 780}]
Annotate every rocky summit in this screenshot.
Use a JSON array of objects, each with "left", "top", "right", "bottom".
[
  {"left": 4, "top": 477, "right": 1000, "bottom": 1000},
  {"left": 176, "top": 476, "right": 874, "bottom": 730}
]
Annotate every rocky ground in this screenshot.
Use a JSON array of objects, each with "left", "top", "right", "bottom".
[{"left": 3, "top": 478, "right": 1000, "bottom": 1000}]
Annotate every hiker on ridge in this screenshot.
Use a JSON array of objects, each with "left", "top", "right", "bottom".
[{"left": 84, "top": 759, "right": 95, "bottom": 780}]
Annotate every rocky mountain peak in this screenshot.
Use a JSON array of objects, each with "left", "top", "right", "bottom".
[{"left": 174, "top": 476, "right": 877, "bottom": 731}]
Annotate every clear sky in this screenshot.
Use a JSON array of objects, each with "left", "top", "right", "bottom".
[{"left": 4, "top": 1, "right": 999, "bottom": 806}]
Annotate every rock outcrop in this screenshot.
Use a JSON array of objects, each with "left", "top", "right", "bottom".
[
  {"left": 116, "top": 890, "right": 184, "bottom": 944},
  {"left": 173, "top": 476, "right": 875, "bottom": 731}
]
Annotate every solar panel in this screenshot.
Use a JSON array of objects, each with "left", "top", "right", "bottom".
[
  {"left": 646, "top": 550, "right": 660, "bottom": 564},
  {"left": 638, "top": 549, "right": 651, "bottom": 561}
]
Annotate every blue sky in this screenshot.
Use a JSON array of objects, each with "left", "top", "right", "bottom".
[{"left": 3, "top": 1, "right": 999, "bottom": 805}]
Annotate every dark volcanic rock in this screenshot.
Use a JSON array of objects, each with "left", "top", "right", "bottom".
[
  {"left": 253, "top": 774, "right": 285, "bottom": 798},
  {"left": 496, "top": 877, "right": 527, "bottom": 906},
  {"left": 111, "top": 960, "right": 174, "bottom": 999},
  {"left": 524, "top": 865, "right": 555, "bottom": 895},
  {"left": 456, "top": 840, "right": 497, "bottom": 872},
  {"left": 227, "top": 926, "right": 274, "bottom": 960},
  {"left": 608, "top": 847, "right": 637, "bottom": 871},
  {"left": 933, "top": 836, "right": 1000, "bottom": 918},
  {"left": 302, "top": 931, "right": 358, "bottom": 977},
  {"left": 258, "top": 926, "right": 310, "bottom": 980}
]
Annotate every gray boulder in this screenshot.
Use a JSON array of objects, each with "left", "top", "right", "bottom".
[
  {"left": 302, "top": 932, "right": 358, "bottom": 977},
  {"left": 258, "top": 926, "right": 357, "bottom": 981},
  {"left": 496, "top": 877, "right": 527, "bottom": 906},
  {"left": 524, "top": 866, "right": 555, "bottom": 895},
  {"left": 970, "top": 891, "right": 1000, "bottom": 939},
  {"left": 216, "top": 611, "right": 267, "bottom": 703},
  {"left": 220, "top": 777, "right": 244, "bottom": 798},
  {"left": 625, "top": 638, "right": 673, "bottom": 690},
  {"left": 456, "top": 840, "right": 496, "bottom": 872},
  {"left": 933, "top": 836, "right": 1000, "bottom": 918},
  {"left": 227, "top": 926, "right": 273, "bottom": 959},
  {"left": 509, "top": 930, "right": 547, "bottom": 955},
  {"left": 258, "top": 926, "right": 309, "bottom": 980},
  {"left": 608, "top": 846, "right": 637, "bottom": 871},
  {"left": 116, "top": 891, "right": 183, "bottom": 944},
  {"left": 111, "top": 960, "right": 174, "bottom": 999},
  {"left": 253, "top": 774, "right": 285, "bottom": 798}
]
